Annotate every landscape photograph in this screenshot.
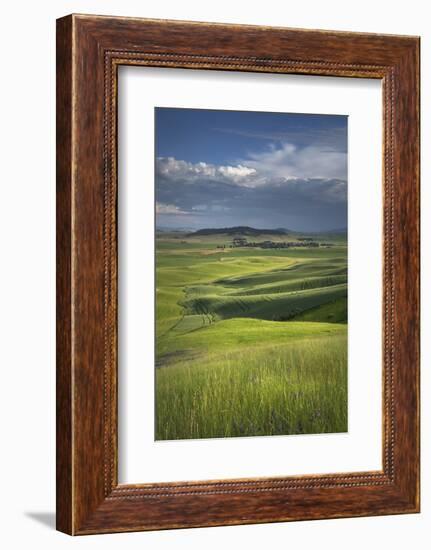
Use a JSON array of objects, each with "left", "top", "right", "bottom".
[{"left": 154, "top": 107, "right": 348, "bottom": 441}]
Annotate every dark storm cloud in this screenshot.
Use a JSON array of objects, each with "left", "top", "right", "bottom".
[{"left": 155, "top": 157, "right": 347, "bottom": 231}]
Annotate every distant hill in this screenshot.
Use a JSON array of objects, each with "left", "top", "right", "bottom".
[
  {"left": 324, "top": 227, "right": 347, "bottom": 235},
  {"left": 187, "top": 226, "right": 291, "bottom": 237},
  {"left": 183, "top": 226, "right": 347, "bottom": 237},
  {"left": 157, "top": 226, "right": 196, "bottom": 233}
]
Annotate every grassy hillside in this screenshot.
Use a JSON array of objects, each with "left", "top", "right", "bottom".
[
  {"left": 156, "top": 333, "right": 347, "bottom": 440},
  {"left": 155, "top": 230, "right": 348, "bottom": 440}
]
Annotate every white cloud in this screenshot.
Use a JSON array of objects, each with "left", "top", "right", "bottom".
[
  {"left": 217, "top": 164, "right": 256, "bottom": 179},
  {"left": 156, "top": 157, "right": 258, "bottom": 186},
  {"left": 214, "top": 125, "right": 347, "bottom": 152},
  {"left": 243, "top": 142, "right": 347, "bottom": 181},
  {"left": 156, "top": 202, "right": 188, "bottom": 215},
  {"left": 157, "top": 139, "right": 346, "bottom": 192}
]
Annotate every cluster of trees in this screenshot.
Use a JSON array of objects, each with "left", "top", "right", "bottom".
[{"left": 230, "top": 238, "right": 322, "bottom": 249}]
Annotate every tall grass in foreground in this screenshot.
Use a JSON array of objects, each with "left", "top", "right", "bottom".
[{"left": 155, "top": 336, "right": 347, "bottom": 440}]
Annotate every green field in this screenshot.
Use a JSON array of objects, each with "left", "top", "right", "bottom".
[{"left": 155, "top": 231, "right": 348, "bottom": 440}]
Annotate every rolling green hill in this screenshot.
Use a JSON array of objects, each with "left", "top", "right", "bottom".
[
  {"left": 155, "top": 229, "right": 348, "bottom": 440},
  {"left": 182, "top": 283, "right": 347, "bottom": 322}
]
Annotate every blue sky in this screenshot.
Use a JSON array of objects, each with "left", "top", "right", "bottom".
[{"left": 155, "top": 107, "right": 347, "bottom": 231}]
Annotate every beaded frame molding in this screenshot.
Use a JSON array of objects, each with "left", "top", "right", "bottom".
[{"left": 56, "top": 14, "right": 420, "bottom": 535}]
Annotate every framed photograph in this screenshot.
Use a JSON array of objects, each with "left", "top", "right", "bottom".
[{"left": 56, "top": 14, "right": 420, "bottom": 535}]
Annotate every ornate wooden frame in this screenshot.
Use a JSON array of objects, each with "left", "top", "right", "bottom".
[{"left": 56, "top": 14, "right": 420, "bottom": 535}]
